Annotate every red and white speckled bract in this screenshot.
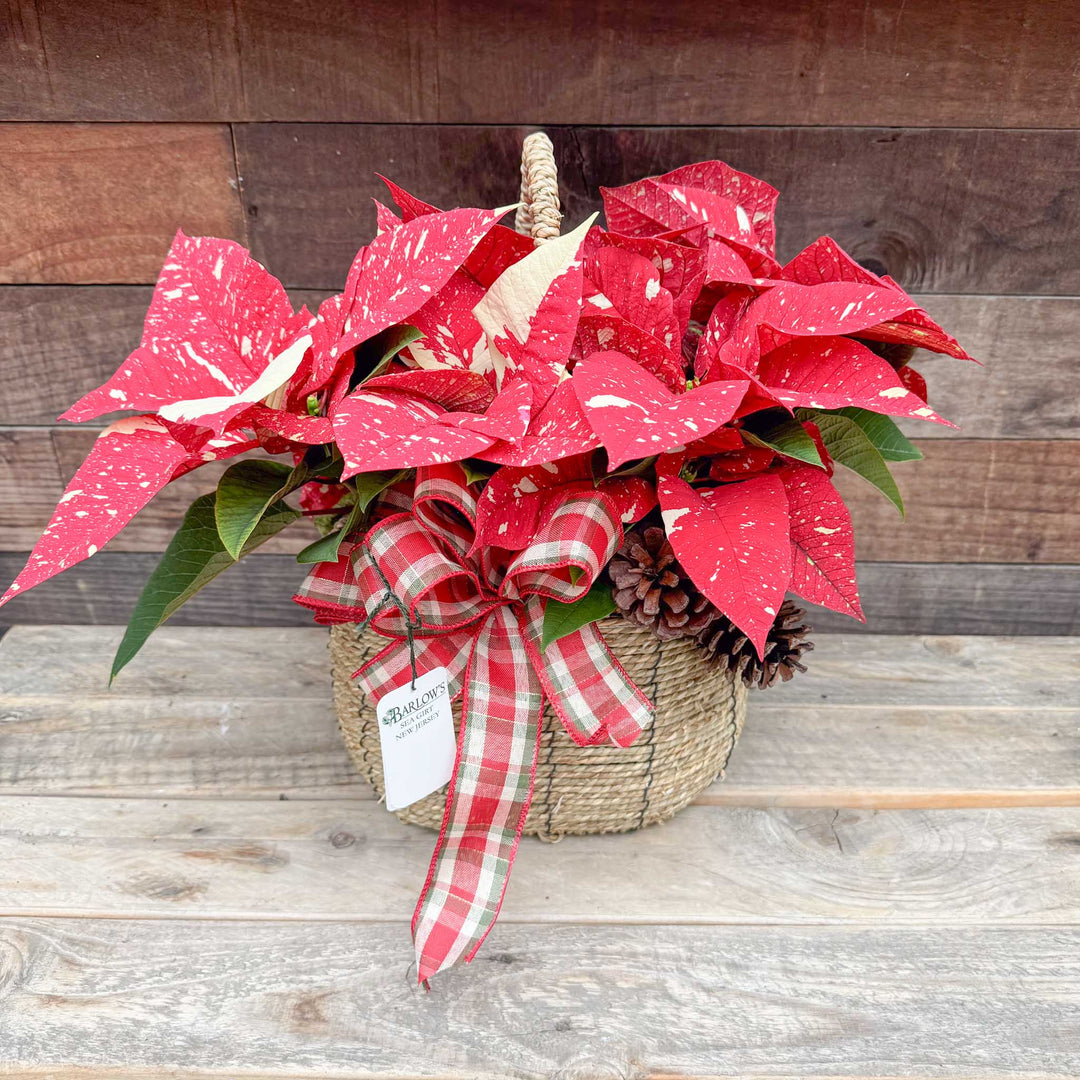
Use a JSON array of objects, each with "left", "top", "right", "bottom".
[
  {"left": 62, "top": 232, "right": 301, "bottom": 425},
  {"left": 757, "top": 337, "right": 953, "bottom": 425},
  {"left": 782, "top": 466, "right": 863, "bottom": 622},
  {"left": 573, "top": 351, "right": 749, "bottom": 468},
  {"left": 659, "top": 473, "right": 792, "bottom": 658},
  {"left": 1, "top": 417, "right": 189, "bottom": 602}
]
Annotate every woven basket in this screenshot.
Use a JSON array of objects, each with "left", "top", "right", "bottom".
[
  {"left": 331, "top": 620, "right": 746, "bottom": 840},
  {"left": 329, "top": 133, "right": 748, "bottom": 839}
]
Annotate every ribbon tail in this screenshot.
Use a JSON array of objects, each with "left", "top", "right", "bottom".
[
  {"left": 521, "top": 597, "right": 654, "bottom": 748},
  {"left": 411, "top": 605, "right": 544, "bottom": 983}
]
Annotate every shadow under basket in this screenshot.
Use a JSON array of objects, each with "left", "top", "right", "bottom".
[{"left": 329, "top": 620, "right": 747, "bottom": 840}]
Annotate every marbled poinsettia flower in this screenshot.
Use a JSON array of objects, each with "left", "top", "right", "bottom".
[
  {"left": 63, "top": 231, "right": 317, "bottom": 435},
  {"left": 3, "top": 198, "right": 528, "bottom": 608},
  {"left": 330, "top": 212, "right": 599, "bottom": 474},
  {"left": 1, "top": 234, "right": 318, "bottom": 607},
  {"left": 600, "top": 160, "right": 781, "bottom": 274},
  {"left": 692, "top": 234, "right": 974, "bottom": 428}
]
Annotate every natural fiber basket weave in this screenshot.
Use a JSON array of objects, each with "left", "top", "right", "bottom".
[
  {"left": 330, "top": 620, "right": 747, "bottom": 840},
  {"left": 328, "top": 133, "right": 747, "bottom": 838}
]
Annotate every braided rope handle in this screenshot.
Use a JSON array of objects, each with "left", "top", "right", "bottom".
[{"left": 514, "top": 132, "right": 562, "bottom": 244}]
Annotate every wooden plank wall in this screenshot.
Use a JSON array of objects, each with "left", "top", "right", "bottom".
[{"left": 1, "top": 0, "right": 1077, "bottom": 632}]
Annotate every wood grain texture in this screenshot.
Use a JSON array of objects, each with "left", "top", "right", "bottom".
[
  {"left": 2, "top": 554, "right": 1076, "bottom": 636},
  {"left": 901, "top": 294, "right": 1080, "bottom": 440},
  {"left": 831, "top": 439, "right": 1080, "bottom": 564},
  {"left": 2, "top": 289, "right": 1073, "bottom": 440},
  {"left": 0, "top": 0, "right": 245, "bottom": 122},
  {"left": 1, "top": 627, "right": 1076, "bottom": 806},
  {"left": 4, "top": 796, "right": 1080, "bottom": 923},
  {"left": 3, "top": 0, "right": 1079, "bottom": 127},
  {"left": 0, "top": 124, "right": 245, "bottom": 283},
  {"left": 1, "top": 918, "right": 1077, "bottom": 1077},
  {"left": 804, "top": 562, "right": 1080, "bottom": 635},
  {"left": 0, "top": 286, "right": 155, "bottom": 427},
  {"left": 235, "top": 124, "right": 1080, "bottom": 294},
  {"left": 0, "top": 551, "right": 312, "bottom": 627},
  {"left": 3, "top": 429, "right": 1074, "bottom": 561}
]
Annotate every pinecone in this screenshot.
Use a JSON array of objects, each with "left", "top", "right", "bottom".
[
  {"left": 608, "top": 526, "right": 720, "bottom": 641},
  {"left": 696, "top": 600, "right": 814, "bottom": 689}
]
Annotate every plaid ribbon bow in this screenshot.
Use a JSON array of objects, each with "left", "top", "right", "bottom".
[{"left": 294, "top": 463, "right": 654, "bottom": 981}]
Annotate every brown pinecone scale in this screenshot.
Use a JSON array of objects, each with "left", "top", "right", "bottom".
[
  {"left": 696, "top": 600, "right": 814, "bottom": 689},
  {"left": 608, "top": 527, "right": 720, "bottom": 641}
]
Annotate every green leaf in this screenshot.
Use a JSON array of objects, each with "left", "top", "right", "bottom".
[
  {"left": 604, "top": 454, "right": 658, "bottom": 479},
  {"left": 803, "top": 410, "right": 905, "bottom": 516},
  {"left": 831, "top": 407, "right": 924, "bottom": 462},
  {"left": 353, "top": 469, "right": 409, "bottom": 512},
  {"left": 461, "top": 460, "right": 497, "bottom": 486},
  {"left": 362, "top": 324, "right": 423, "bottom": 383},
  {"left": 215, "top": 460, "right": 302, "bottom": 559},
  {"left": 541, "top": 583, "right": 616, "bottom": 652},
  {"left": 742, "top": 411, "right": 824, "bottom": 467},
  {"left": 296, "top": 500, "right": 364, "bottom": 565},
  {"left": 311, "top": 513, "right": 342, "bottom": 538},
  {"left": 112, "top": 494, "right": 300, "bottom": 681},
  {"left": 295, "top": 470, "right": 408, "bottom": 566}
]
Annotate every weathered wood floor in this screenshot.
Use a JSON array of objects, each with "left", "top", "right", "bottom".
[{"left": 1, "top": 626, "right": 1077, "bottom": 1078}]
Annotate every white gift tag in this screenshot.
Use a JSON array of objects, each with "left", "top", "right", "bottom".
[{"left": 376, "top": 667, "right": 457, "bottom": 812}]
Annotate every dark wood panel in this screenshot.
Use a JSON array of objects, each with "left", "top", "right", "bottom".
[
  {"left": 2, "top": 554, "right": 1075, "bottom": 635},
  {"left": 2, "top": 123, "right": 1072, "bottom": 292},
  {"left": 1, "top": 288, "right": 1071, "bottom": 439},
  {"left": 832, "top": 440, "right": 1080, "bottom": 565},
  {"left": 0, "top": 286, "right": 153, "bottom": 427},
  {"left": 0, "top": 124, "right": 245, "bottom": 283},
  {"left": 1, "top": 431, "right": 1076, "bottom": 562},
  {"left": 897, "top": 296, "right": 1080, "bottom": 441},
  {"left": 0, "top": 0, "right": 245, "bottom": 122},
  {"left": 805, "top": 563, "right": 1079, "bottom": 636},
  {"left": 0, "top": 552, "right": 309, "bottom": 628},
  {"left": 3, "top": 1, "right": 1079, "bottom": 127},
  {"left": 235, "top": 124, "right": 529, "bottom": 293},
  {"left": 235, "top": 124, "right": 1080, "bottom": 294}
]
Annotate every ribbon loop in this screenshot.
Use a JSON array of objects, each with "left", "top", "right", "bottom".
[
  {"left": 365, "top": 514, "right": 487, "bottom": 635},
  {"left": 292, "top": 540, "right": 384, "bottom": 626},
  {"left": 519, "top": 596, "right": 653, "bottom": 747},
  {"left": 413, "top": 463, "right": 479, "bottom": 559},
  {"left": 502, "top": 491, "right": 621, "bottom": 603}
]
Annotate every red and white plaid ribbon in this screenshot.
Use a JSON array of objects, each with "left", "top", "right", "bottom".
[{"left": 295, "top": 463, "right": 654, "bottom": 981}]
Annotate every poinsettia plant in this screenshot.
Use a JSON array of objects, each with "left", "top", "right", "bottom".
[{"left": 1, "top": 159, "right": 971, "bottom": 680}]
